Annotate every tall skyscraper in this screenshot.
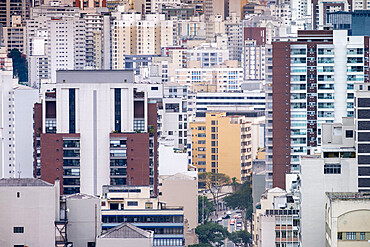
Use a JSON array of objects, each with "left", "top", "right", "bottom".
[{"left": 272, "top": 30, "right": 369, "bottom": 189}]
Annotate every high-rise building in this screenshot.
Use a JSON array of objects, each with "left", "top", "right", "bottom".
[
  {"left": 2, "top": 16, "right": 26, "bottom": 54},
  {"left": 26, "top": 2, "right": 86, "bottom": 87},
  {"left": 225, "top": 13, "right": 243, "bottom": 62},
  {"left": 0, "top": 60, "right": 39, "bottom": 178},
  {"left": 176, "top": 60, "right": 243, "bottom": 92},
  {"left": 190, "top": 112, "right": 252, "bottom": 182},
  {"left": 36, "top": 70, "right": 158, "bottom": 196},
  {"left": 328, "top": 10, "right": 370, "bottom": 36},
  {"left": 0, "top": 0, "right": 31, "bottom": 28},
  {"left": 272, "top": 30, "right": 369, "bottom": 189},
  {"left": 82, "top": 10, "right": 111, "bottom": 69},
  {"left": 111, "top": 11, "right": 175, "bottom": 69},
  {"left": 354, "top": 82, "right": 370, "bottom": 191}
]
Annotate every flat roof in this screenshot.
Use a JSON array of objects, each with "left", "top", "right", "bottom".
[
  {"left": 56, "top": 70, "right": 135, "bottom": 84},
  {"left": 0, "top": 178, "right": 53, "bottom": 187}
]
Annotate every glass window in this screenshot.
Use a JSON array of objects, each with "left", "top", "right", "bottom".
[
  {"left": 324, "top": 164, "right": 341, "bottom": 174},
  {"left": 346, "top": 232, "right": 356, "bottom": 240}
]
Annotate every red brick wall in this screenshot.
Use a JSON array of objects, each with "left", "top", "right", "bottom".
[
  {"left": 244, "top": 27, "right": 266, "bottom": 46},
  {"left": 272, "top": 42, "right": 291, "bottom": 189}
]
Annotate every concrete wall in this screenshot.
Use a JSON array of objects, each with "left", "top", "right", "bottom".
[
  {"left": 14, "top": 87, "right": 39, "bottom": 178},
  {"left": 300, "top": 157, "right": 358, "bottom": 247},
  {"left": 159, "top": 173, "right": 198, "bottom": 230},
  {"left": 96, "top": 238, "right": 152, "bottom": 247},
  {"left": 67, "top": 196, "right": 102, "bottom": 247},
  {"left": 0, "top": 184, "right": 56, "bottom": 246}
]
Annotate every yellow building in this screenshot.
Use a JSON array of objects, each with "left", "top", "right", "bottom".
[{"left": 190, "top": 112, "right": 252, "bottom": 182}]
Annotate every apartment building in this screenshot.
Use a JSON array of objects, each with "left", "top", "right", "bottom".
[
  {"left": 101, "top": 185, "right": 185, "bottom": 246},
  {"left": 176, "top": 60, "right": 243, "bottom": 92},
  {"left": 300, "top": 117, "right": 358, "bottom": 247},
  {"left": 325, "top": 192, "right": 370, "bottom": 247},
  {"left": 26, "top": 3, "right": 86, "bottom": 87},
  {"left": 354, "top": 83, "right": 370, "bottom": 191},
  {"left": 82, "top": 9, "right": 111, "bottom": 69},
  {"left": 313, "top": 0, "right": 350, "bottom": 29},
  {"left": 188, "top": 90, "right": 266, "bottom": 118},
  {"left": 252, "top": 187, "right": 301, "bottom": 247},
  {"left": 2, "top": 16, "right": 26, "bottom": 54},
  {"left": 190, "top": 112, "right": 252, "bottom": 182},
  {"left": 0, "top": 64, "right": 39, "bottom": 178},
  {"left": 35, "top": 70, "right": 158, "bottom": 196},
  {"left": 157, "top": 83, "right": 189, "bottom": 149},
  {"left": 0, "top": 0, "right": 31, "bottom": 28},
  {"left": 225, "top": 13, "right": 243, "bottom": 61},
  {"left": 272, "top": 30, "right": 369, "bottom": 189},
  {"left": 186, "top": 43, "right": 229, "bottom": 67},
  {"left": 111, "top": 11, "right": 175, "bottom": 69}
]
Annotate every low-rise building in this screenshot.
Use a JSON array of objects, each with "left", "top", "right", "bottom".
[
  {"left": 96, "top": 223, "right": 153, "bottom": 247},
  {"left": 252, "top": 187, "right": 301, "bottom": 247},
  {"left": 300, "top": 118, "right": 358, "bottom": 247},
  {"left": 101, "top": 185, "right": 185, "bottom": 247},
  {"left": 325, "top": 192, "right": 370, "bottom": 247},
  {"left": 0, "top": 178, "right": 59, "bottom": 247}
]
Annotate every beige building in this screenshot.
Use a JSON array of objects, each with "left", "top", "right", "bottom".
[
  {"left": 159, "top": 173, "right": 198, "bottom": 230},
  {"left": 325, "top": 192, "right": 370, "bottom": 247},
  {"left": 111, "top": 11, "right": 174, "bottom": 69},
  {"left": 190, "top": 112, "right": 252, "bottom": 182},
  {"left": 2, "top": 16, "right": 26, "bottom": 54},
  {"left": 0, "top": 178, "right": 59, "bottom": 247}
]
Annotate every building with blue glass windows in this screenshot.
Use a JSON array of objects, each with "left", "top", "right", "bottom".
[
  {"left": 101, "top": 185, "right": 185, "bottom": 247},
  {"left": 328, "top": 10, "right": 370, "bottom": 36}
]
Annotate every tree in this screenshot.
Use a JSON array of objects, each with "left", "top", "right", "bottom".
[
  {"left": 198, "top": 172, "right": 231, "bottom": 214},
  {"left": 231, "top": 177, "right": 240, "bottom": 192},
  {"left": 188, "top": 244, "right": 212, "bottom": 247},
  {"left": 198, "top": 195, "right": 215, "bottom": 223},
  {"left": 223, "top": 182, "right": 253, "bottom": 221},
  {"left": 8, "top": 49, "right": 28, "bottom": 83},
  {"left": 194, "top": 222, "right": 229, "bottom": 247},
  {"left": 229, "top": 230, "right": 252, "bottom": 247}
]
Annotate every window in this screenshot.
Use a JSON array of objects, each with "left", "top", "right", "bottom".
[
  {"left": 110, "top": 203, "right": 119, "bottom": 210},
  {"left": 345, "top": 130, "right": 353, "bottom": 138},
  {"left": 17, "top": 192, "right": 20, "bottom": 198},
  {"left": 338, "top": 232, "right": 342, "bottom": 240},
  {"left": 324, "top": 164, "right": 341, "bottom": 174},
  {"left": 360, "top": 232, "right": 365, "bottom": 240},
  {"left": 13, "top": 227, "right": 24, "bottom": 233},
  {"left": 346, "top": 232, "right": 356, "bottom": 240},
  {"left": 127, "top": 201, "right": 138, "bottom": 206}
]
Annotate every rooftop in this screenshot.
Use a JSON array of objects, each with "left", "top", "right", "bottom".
[
  {"left": 0, "top": 178, "right": 54, "bottom": 187},
  {"left": 99, "top": 223, "right": 153, "bottom": 239},
  {"left": 326, "top": 192, "right": 370, "bottom": 200}
]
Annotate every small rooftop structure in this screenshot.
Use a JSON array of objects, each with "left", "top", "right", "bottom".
[
  {"left": 326, "top": 192, "right": 370, "bottom": 200},
  {"left": 0, "top": 178, "right": 53, "bottom": 187},
  {"left": 99, "top": 223, "right": 153, "bottom": 239}
]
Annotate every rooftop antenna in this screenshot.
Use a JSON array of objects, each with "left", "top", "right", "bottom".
[{"left": 17, "top": 163, "right": 21, "bottom": 179}]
